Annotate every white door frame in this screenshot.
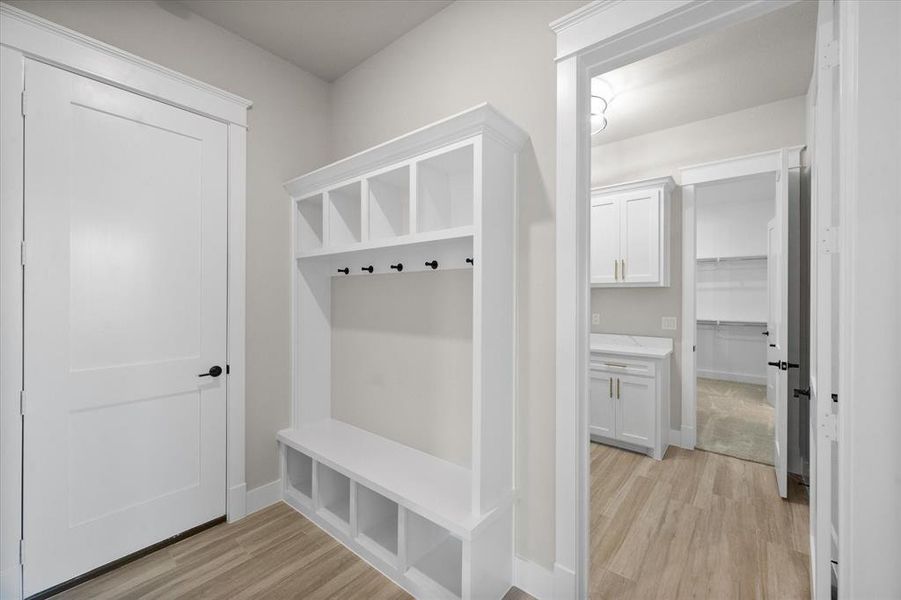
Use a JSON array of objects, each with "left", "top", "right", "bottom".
[
  {"left": 551, "top": 1, "right": 812, "bottom": 597},
  {"left": 0, "top": 4, "right": 250, "bottom": 598},
  {"left": 679, "top": 147, "right": 802, "bottom": 458}
]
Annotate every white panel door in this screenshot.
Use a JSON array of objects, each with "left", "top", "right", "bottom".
[
  {"left": 23, "top": 60, "right": 228, "bottom": 595},
  {"left": 590, "top": 193, "right": 619, "bottom": 284},
  {"left": 615, "top": 375, "right": 655, "bottom": 446},
  {"left": 589, "top": 370, "right": 615, "bottom": 438},
  {"left": 620, "top": 189, "right": 660, "bottom": 284},
  {"left": 767, "top": 170, "right": 790, "bottom": 500}
]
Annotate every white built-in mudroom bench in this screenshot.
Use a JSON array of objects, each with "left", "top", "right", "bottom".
[
  {"left": 589, "top": 334, "right": 672, "bottom": 460},
  {"left": 277, "top": 104, "right": 526, "bottom": 600}
]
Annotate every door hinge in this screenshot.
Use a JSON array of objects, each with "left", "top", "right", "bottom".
[
  {"left": 823, "top": 40, "right": 840, "bottom": 70},
  {"left": 226, "top": 364, "right": 230, "bottom": 375},
  {"left": 20, "top": 240, "right": 26, "bottom": 267},
  {"left": 821, "top": 226, "right": 840, "bottom": 255},
  {"left": 20, "top": 90, "right": 26, "bottom": 117},
  {"left": 19, "top": 390, "right": 26, "bottom": 416},
  {"left": 822, "top": 411, "right": 838, "bottom": 442},
  {"left": 19, "top": 538, "right": 25, "bottom": 566}
]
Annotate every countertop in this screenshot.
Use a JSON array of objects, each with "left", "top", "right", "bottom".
[{"left": 590, "top": 333, "right": 673, "bottom": 358}]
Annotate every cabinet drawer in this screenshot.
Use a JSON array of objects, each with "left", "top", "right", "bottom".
[{"left": 590, "top": 353, "right": 656, "bottom": 378}]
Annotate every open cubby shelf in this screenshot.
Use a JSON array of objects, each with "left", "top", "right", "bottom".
[{"left": 281, "top": 104, "right": 526, "bottom": 600}]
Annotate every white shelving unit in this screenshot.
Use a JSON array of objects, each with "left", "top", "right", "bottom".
[{"left": 279, "top": 104, "right": 526, "bottom": 600}]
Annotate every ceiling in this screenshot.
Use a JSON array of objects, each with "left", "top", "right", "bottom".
[
  {"left": 180, "top": 0, "right": 452, "bottom": 82},
  {"left": 592, "top": 2, "right": 817, "bottom": 145}
]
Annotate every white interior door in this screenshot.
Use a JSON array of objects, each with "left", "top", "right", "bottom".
[
  {"left": 23, "top": 60, "right": 228, "bottom": 596},
  {"left": 590, "top": 193, "right": 619, "bottom": 284},
  {"left": 767, "top": 160, "right": 790, "bottom": 499},
  {"left": 619, "top": 189, "right": 660, "bottom": 284},
  {"left": 809, "top": 0, "right": 839, "bottom": 596}
]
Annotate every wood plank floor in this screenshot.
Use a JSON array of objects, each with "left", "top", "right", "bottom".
[
  {"left": 52, "top": 502, "right": 411, "bottom": 600},
  {"left": 588, "top": 443, "right": 810, "bottom": 599},
  {"left": 52, "top": 444, "right": 808, "bottom": 600}
]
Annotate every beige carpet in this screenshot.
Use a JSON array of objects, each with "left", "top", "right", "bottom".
[{"left": 696, "top": 378, "right": 774, "bottom": 465}]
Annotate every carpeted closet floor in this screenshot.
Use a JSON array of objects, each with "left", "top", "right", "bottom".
[{"left": 696, "top": 378, "right": 774, "bottom": 465}]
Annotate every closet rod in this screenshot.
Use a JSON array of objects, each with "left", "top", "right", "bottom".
[
  {"left": 697, "top": 319, "right": 766, "bottom": 327},
  {"left": 696, "top": 254, "right": 767, "bottom": 264}
]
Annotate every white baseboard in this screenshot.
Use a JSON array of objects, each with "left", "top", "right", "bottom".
[
  {"left": 227, "top": 483, "right": 247, "bottom": 522},
  {"left": 0, "top": 565, "right": 22, "bottom": 600},
  {"left": 513, "top": 556, "right": 555, "bottom": 599},
  {"left": 553, "top": 562, "right": 576, "bottom": 598},
  {"left": 246, "top": 479, "right": 283, "bottom": 515},
  {"left": 669, "top": 428, "right": 686, "bottom": 449},
  {"left": 697, "top": 369, "right": 766, "bottom": 386},
  {"left": 681, "top": 425, "right": 696, "bottom": 449}
]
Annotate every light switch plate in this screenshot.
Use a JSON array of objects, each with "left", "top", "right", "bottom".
[
  {"left": 661, "top": 316, "right": 677, "bottom": 330},
  {"left": 592, "top": 313, "right": 601, "bottom": 326}
]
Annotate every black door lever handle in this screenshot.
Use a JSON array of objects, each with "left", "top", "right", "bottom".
[
  {"left": 793, "top": 387, "right": 811, "bottom": 398},
  {"left": 199, "top": 365, "right": 223, "bottom": 378},
  {"left": 767, "top": 361, "right": 781, "bottom": 367}
]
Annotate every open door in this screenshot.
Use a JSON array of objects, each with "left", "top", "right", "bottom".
[
  {"left": 766, "top": 162, "right": 790, "bottom": 500},
  {"left": 808, "top": 0, "right": 839, "bottom": 596}
]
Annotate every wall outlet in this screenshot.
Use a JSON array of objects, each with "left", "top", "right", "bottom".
[
  {"left": 592, "top": 313, "right": 601, "bottom": 326},
  {"left": 661, "top": 316, "right": 677, "bottom": 330}
]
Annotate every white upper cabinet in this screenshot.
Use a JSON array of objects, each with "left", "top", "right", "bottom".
[{"left": 590, "top": 176, "right": 674, "bottom": 287}]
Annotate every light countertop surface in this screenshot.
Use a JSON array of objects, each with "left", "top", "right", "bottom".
[{"left": 590, "top": 333, "right": 673, "bottom": 358}]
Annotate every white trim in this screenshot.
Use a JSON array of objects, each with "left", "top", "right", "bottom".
[
  {"left": 0, "top": 3, "right": 251, "bottom": 126},
  {"left": 0, "top": 10, "right": 249, "bottom": 597},
  {"left": 246, "top": 480, "right": 284, "bottom": 515},
  {"left": 668, "top": 429, "right": 685, "bottom": 449},
  {"left": 679, "top": 146, "right": 803, "bottom": 453},
  {"left": 552, "top": 2, "right": 806, "bottom": 596},
  {"left": 226, "top": 123, "right": 248, "bottom": 523},
  {"left": 512, "top": 556, "right": 555, "bottom": 600}
]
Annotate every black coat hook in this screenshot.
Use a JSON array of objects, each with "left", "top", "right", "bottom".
[
  {"left": 465, "top": 258, "right": 474, "bottom": 265},
  {"left": 390, "top": 263, "right": 404, "bottom": 272},
  {"left": 425, "top": 260, "right": 438, "bottom": 270},
  {"left": 337, "top": 267, "right": 349, "bottom": 275},
  {"left": 361, "top": 265, "right": 374, "bottom": 273}
]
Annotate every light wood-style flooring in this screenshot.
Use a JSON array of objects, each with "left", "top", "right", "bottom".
[
  {"left": 589, "top": 443, "right": 810, "bottom": 599},
  {"left": 53, "top": 445, "right": 809, "bottom": 600},
  {"left": 52, "top": 502, "right": 411, "bottom": 600}
]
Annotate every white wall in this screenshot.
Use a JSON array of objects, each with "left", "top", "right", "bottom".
[
  {"left": 331, "top": 271, "right": 473, "bottom": 468},
  {"left": 6, "top": 1, "right": 333, "bottom": 492},
  {"left": 328, "top": 0, "right": 585, "bottom": 568},
  {"left": 591, "top": 95, "right": 806, "bottom": 429}
]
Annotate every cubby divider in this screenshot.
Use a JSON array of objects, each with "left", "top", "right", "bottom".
[
  {"left": 327, "top": 182, "right": 362, "bottom": 246},
  {"left": 356, "top": 484, "right": 400, "bottom": 564},
  {"left": 284, "top": 447, "right": 313, "bottom": 504},
  {"left": 367, "top": 165, "right": 411, "bottom": 240},
  {"left": 296, "top": 194, "right": 324, "bottom": 252},
  {"left": 317, "top": 463, "right": 351, "bottom": 531},
  {"left": 405, "top": 510, "right": 463, "bottom": 599},
  {"left": 416, "top": 144, "right": 474, "bottom": 234}
]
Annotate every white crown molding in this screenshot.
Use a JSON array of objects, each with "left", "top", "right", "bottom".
[
  {"left": 283, "top": 102, "right": 528, "bottom": 198},
  {"left": 0, "top": 2, "right": 252, "bottom": 126},
  {"left": 592, "top": 175, "right": 675, "bottom": 195},
  {"left": 549, "top": 0, "right": 621, "bottom": 34}
]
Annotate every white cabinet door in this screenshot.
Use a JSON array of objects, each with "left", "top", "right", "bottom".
[
  {"left": 615, "top": 375, "right": 655, "bottom": 446},
  {"left": 589, "top": 370, "right": 615, "bottom": 437},
  {"left": 620, "top": 189, "right": 660, "bottom": 284},
  {"left": 590, "top": 194, "right": 620, "bottom": 284},
  {"left": 23, "top": 60, "right": 228, "bottom": 596}
]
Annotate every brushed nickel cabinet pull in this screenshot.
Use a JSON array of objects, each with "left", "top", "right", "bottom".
[
  {"left": 621, "top": 259, "right": 626, "bottom": 280},
  {"left": 614, "top": 259, "right": 619, "bottom": 281},
  {"left": 609, "top": 378, "right": 612, "bottom": 398},
  {"left": 616, "top": 378, "right": 621, "bottom": 399}
]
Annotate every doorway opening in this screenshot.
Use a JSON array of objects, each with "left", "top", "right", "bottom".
[{"left": 585, "top": 1, "right": 815, "bottom": 596}]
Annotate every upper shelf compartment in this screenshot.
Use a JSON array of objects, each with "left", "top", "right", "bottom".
[{"left": 285, "top": 104, "right": 527, "bottom": 260}]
